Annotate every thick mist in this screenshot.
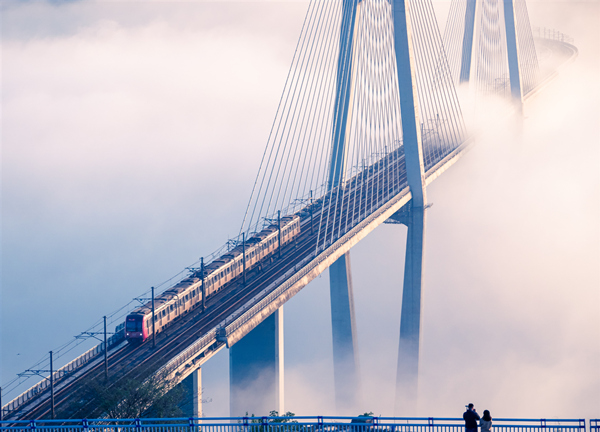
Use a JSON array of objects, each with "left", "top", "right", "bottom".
[{"left": 1, "top": 0, "right": 598, "bottom": 420}]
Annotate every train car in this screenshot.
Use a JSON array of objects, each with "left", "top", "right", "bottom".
[
  {"left": 125, "top": 215, "right": 301, "bottom": 343},
  {"left": 125, "top": 313, "right": 147, "bottom": 341}
]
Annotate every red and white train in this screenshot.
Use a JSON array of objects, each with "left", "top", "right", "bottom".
[{"left": 125, "top": 215, "right": 301, "bottom": 342}]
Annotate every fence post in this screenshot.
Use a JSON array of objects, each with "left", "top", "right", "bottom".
[
  {"left": 83, "top": 419, "right": 89, "bottom": 430},
  {"left": 579, "top": 419, "right": 586, "bottom": 432},
  {"left": 30, "top": 420, "right": 36, "bottom": 431},
  {"left": 541, "top": 419, "right": 547, "bottom": 429}
]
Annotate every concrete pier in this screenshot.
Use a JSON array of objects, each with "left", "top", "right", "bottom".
[
  {"left": 329, "top": 252, "right": 361, "bottom": 411},
  {"left": 395, "top": 206, "right": 426, "bottom": 414},
  {"left": 229, "top": 308, "right": 283, "bottom": 417},
  {"left": 180, "top": 368, "right": 202, "bottom": 418}
]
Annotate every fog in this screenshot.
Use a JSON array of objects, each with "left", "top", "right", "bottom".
[{"left": 1, "top": 0, "right": 598, "bottom": 420}]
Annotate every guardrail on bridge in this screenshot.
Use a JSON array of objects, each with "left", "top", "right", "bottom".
[{"left": 0, "top": 416, "right": 590, "bottom": 432}]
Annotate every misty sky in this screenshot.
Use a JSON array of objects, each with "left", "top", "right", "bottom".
[{"left": 1, "top": 0, "right": 599, "bottom": 420}]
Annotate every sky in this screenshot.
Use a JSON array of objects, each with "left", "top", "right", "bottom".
[{"left": 1, "top": 0, "right": 599, "bottom": 421}]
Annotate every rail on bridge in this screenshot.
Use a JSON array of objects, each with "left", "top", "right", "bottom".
[{"left": 0, "top": 417, "right": 592, "bottom": 432}]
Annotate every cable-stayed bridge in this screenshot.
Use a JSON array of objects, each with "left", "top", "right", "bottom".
[{"left": 1, "top": 0, "right": 577, "bottom": 421}]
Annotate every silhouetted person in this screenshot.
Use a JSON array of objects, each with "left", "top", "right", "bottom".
[
  {"left": 480, "top": 410, "right": 493, "bottom": 432},
  {"left": 464, "top": 403, "right": 480, "bottom": 432}
]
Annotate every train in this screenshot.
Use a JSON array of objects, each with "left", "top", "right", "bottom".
[{"left": 125, "top": 215, "right": 301, "bottom": 342}]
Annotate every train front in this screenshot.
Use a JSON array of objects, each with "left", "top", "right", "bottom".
[{"left": 125, "top": 313, "right": 147, "bottom": 342}]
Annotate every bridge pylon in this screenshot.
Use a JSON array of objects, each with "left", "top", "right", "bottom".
[
  {"left": 444, "top": 0, "right": 540, "bottom": 108},
  {"left": 328, "top": 0, "right": 363, "bottom": 413},
  {"left": 391, "top": 0, "right": 427, "bottom": 415}
]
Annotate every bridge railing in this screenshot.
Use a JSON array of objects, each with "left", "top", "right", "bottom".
[
  {"left": 1, "top": 331, "right": 125, "bottom": 420},
  {"left": 533, "top": 27, "right": 574, "bottom": 44},
  {"left": 0, "top": 417, "right": 589, "bottom": 432}
]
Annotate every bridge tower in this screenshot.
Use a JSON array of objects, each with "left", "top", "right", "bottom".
[
  {"left": 328, "top": 0, "right": 362, "bottom": 413},
  {"left": 503, "top": 0, "right": 524, "bottom": 109},
  {"left": 447, "top": 0, "right": 540, "bottom": 109},
  {"left": 391, "top": 0, "right": 427, "bottom": 415}
]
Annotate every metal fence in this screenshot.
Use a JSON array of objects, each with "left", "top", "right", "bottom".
[
  {"left": 0, "top": 416, "right": 589, "bottom": 432},
  {"left": 590, "top": 420, "right": 598, "bottom": 432}
]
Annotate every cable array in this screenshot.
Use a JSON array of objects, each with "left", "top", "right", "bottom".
[
  {"left": 443, "top": 0, "right": 539, "bottom": 98},
  {"left": 409, "top": 0, "right": 466, "bottom": 170},
  {"left": 2, "top": 0, "right": 470, "bottom": 406},
  {"left": 476, "top": 0, "right": 509, "bottom": 96},
  {"left": 242, "top": 0, "right": 466, "bottom": 250},
  {"left": 513, "top": 0, "right": 539, "bottom": 96}
]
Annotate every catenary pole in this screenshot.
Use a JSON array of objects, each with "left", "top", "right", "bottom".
[
  {"left": 278, "top": 210, "right": 282, "bottom": 258},
  {"left": 242, "top": 233, "right": 246, "bottom": 286},
  {"left": 310, "top": 190, "right": 314, "bottom": 235},
  {"left": 152, "top": 287, "right": 156, "bottom": 348},
  {"left": 201, "top": 258, "right": 206, "bottom": 311},
  {"left": 50, "top": 351, "right": 55, "bottom": 419},
  {"left": 103, "top": 316, "right": 108, "bottom": 381}
]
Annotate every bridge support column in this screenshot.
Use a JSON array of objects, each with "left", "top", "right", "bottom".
[
  {"left": 328, "top": 0, "right": 362, "bottom": 413},
  {"left": 503, "top": 0, "right": 523, "bottom": 111},
  {"left": 229, "top": 308, "right": 283, "bottom": 417},
  {"left": 395, "top": 206, "right": 426, "bottom": 414},
  {"left": 329, "top": 252, "right": 360, "bottom": 412},
  {"left": 180, "top": 368, "right": 202, "bottom": 418},
  {"left": 393, "top": 0, "right": 427, "bottom": 415},
  {"left": 459, "top": 0, "right": 479, "bottom": 84},
  {"left": 192, "top": 368, "right": 202, "bottom": 418}
]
